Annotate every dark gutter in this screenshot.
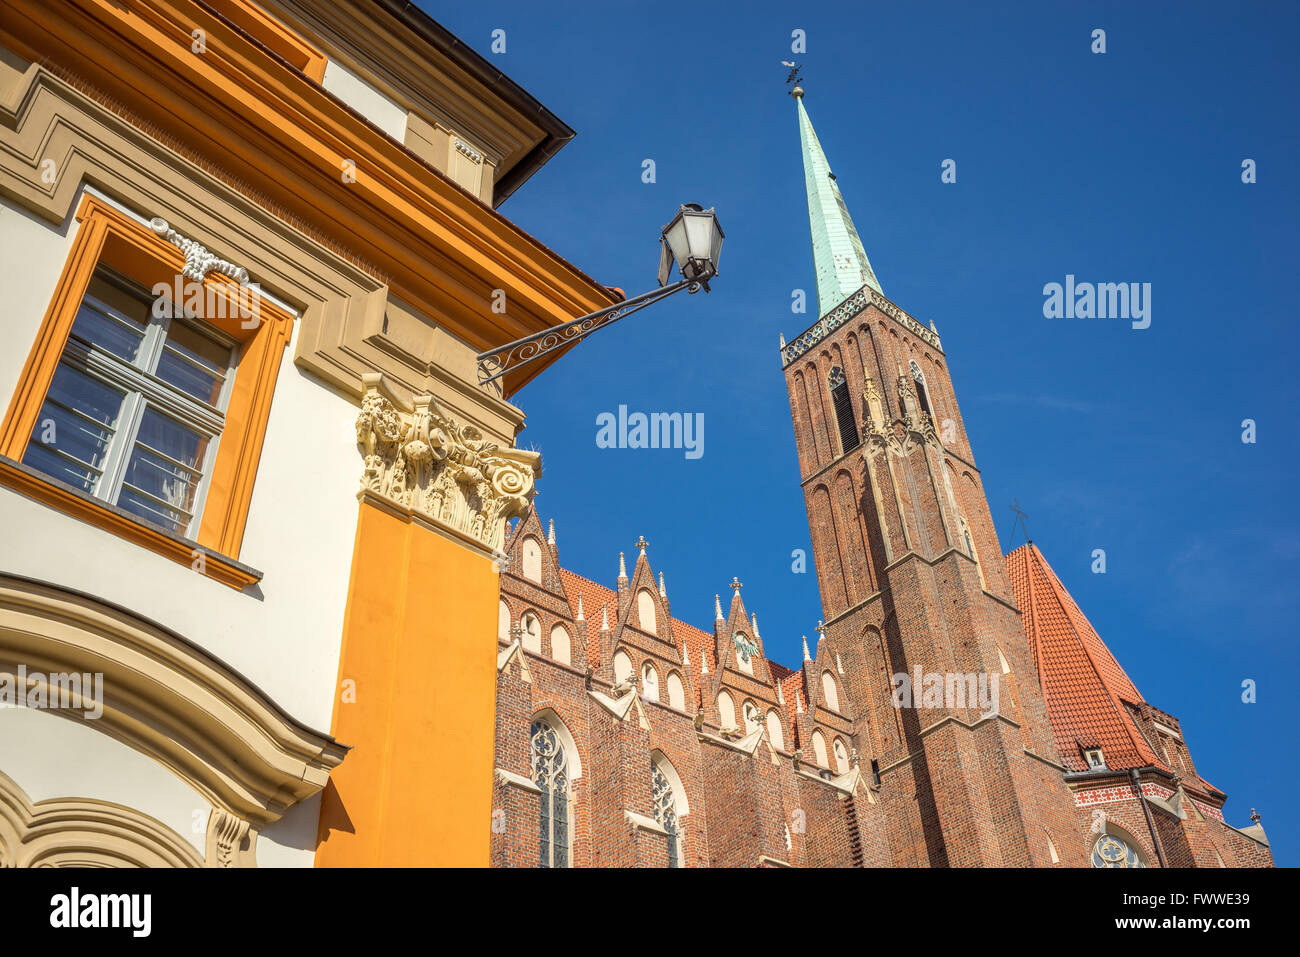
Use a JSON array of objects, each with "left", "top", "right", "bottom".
[{"left": 370, "top": 0, "right": 576, "bottom": 207}]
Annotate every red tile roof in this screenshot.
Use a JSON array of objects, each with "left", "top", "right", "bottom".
[
  {"left": 1006, "top": 543, "right": 1169, "bottom": 774},
  {"left": 556, "top": 568, "right": 616, "bottom": 669}
]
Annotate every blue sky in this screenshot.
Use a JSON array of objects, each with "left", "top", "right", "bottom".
[{"left": 427, "top": 0, "right": 1299, "bottom": 862}]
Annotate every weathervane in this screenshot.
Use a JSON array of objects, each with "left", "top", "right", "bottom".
[
  {"left": 781, "top": 60, "right": 803, "bottom": 90},
  {"left": 1008, "top": 499, "right": 1031, "bottom": 546}
]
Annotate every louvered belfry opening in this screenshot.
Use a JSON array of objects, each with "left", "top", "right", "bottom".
[{"left": 829, "top": 366, "right": 859, "bottom": 454}]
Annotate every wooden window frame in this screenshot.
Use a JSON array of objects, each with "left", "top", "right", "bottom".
[{"left": 0, "top": 194, "right": 294, "bottom": 588}]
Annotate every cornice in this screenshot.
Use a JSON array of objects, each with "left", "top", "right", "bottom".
[{"left": 0, "top": 0, "right": 618, "bottom": 396}]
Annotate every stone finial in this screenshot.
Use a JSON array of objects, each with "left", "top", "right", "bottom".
[
  {"left": 751, "top": 613, "right": 760, "bottom": 638},
  {"left": 601, "top": 604, "right": 610, "bottom": 633},
  {"left": 779, "top": 332, "right": 787, "bottom": 349},
  {"left": 836, "top": 652, "right": 845, "bottom": 675},
  {"left": 701, "top": 652, "right": 710, "bottom": 675},
  {"left": 547, "top": 518, "right": 555, "bottom": 545},
  {"left": 802, "top": 635, "right": 812, "bottom": 661},
  {"left": 681, "top": 642, "right": 690, "bottom": 664},
  {"left": 714, "top": 594, "right": 724, "bottom": 621},
  {"left": 658, "top": 571, "right": 667, "bottom": 597},
  {"left": 796, "top": 689, "right": 804, "bottom": 714},
  {"left": 776, "top": 682, "right": 785, "bottom": 704},
  {"left": 1251, "top": 808, "right": 1262, "bottom": 824},
  {"left": 635, "top": 535, "right": 649, "bottom": 555},
  {"left": 575, "top": 594, "right": 585, "bottom": 622},
  {"left": 730, "top": 576, "right": 744, "bottom": 592},
  {"left": 618, "top": 552, "right": 627, "bottom": 580}
]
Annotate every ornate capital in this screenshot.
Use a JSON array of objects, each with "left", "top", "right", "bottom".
[{"left": 355, "top": 377, "right": 538, "bottom": 552}]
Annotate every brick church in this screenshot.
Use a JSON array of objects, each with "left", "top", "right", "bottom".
[{"left": 491, "top": 86, "right": 1272, "bottom": 868}]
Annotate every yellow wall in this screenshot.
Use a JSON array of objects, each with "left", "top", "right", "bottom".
[{"left": 316, "top": 499, "right": 498, "bottom": 866}]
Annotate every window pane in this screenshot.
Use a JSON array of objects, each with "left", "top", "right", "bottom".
[
  {"left": 22, "top": 442, "right": 97, "bottom": 493},
  {"left": 28, "top": 400, "right": 115, "bottom": 472},
  {"left": 71, "top": 273, "right": 150, "bottom": 362},
  {"left": 155, "top": 321, "right": 230, "bottom": 405},
  {"left": 116, "top": 484, "right": 190, "bottom": 534},
  {"left": 134, "top": 407, "right": 209, "bottom": 471},
  {"left": 46, "top": 363, "right": 127, "bottom": 428},
  {"left": 121, "top": 445, "right": 202, "bottom": 516}
]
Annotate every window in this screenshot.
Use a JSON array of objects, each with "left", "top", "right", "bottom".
[
  {"left": 530, "top": 719, "right": 571, "bottom": 868},
  {"left": 1085, "top": 748, "right": 1106, "bottom": 769},
  {"left": 21, "top": 268, "right": 235, "bottom": 539},
  {"left": 833, "top": 738, "right": 850, "bottom": 774},
  {"left": 666, "top": 672, "right": 686, "bottom": 710},
  {"left": 821, "top": 671, "right": 840, "bottom": 713},
  {"left": 521, "top": 536, "right": 542, "bottom": 583},
  {"left": 828, "top": 366, "right": 859, "bottom": 454},
  {"left": 521, "top": 613, "right": 541, "bottom": 653},
  {"left": 642, "top": 662, "right": 659, "bottom": 702},
  {"left": 1091, "top": 832, "right": 1145, "bottom": 868},
  {"left": 0, "top": 194, "right": 293, "bottom": 587},
  {"left": 550, "top": 624, "right": 571, "bottom": 665},
  {"left": 909, "top": 360, "right": 932, "bottom": 417},
  {"left": 717, "top": 691, "right": 736, "bottom": 729},
  {"left": 766, "top": 710, "right": 785, "bottom": 751},
  {"left": 651, "top": 756, "right": 681, "bottom": 868},
  {"left": 636, "top": 589, "right": 657, "bottom": 635}
]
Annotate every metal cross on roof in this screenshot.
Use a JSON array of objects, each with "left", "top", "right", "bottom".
[
  {"left": 635, "top": 535, "right": 649, "bottom": 553},
  {"left": 730, "top": 576, "right": 743, "bottom": 592}
]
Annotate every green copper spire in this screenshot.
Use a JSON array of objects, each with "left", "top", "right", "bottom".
[{"left": 793, "top": 86, "right": 882, "bottom": 317}]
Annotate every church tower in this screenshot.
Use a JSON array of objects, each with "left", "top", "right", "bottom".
[{"left": 781, "top": 86, "right": 1084, "bottom": 866}]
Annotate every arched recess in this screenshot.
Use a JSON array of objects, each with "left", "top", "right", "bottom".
[
  {"left": 666, "top": 672, "right": 686, "bottom": 710},
  {"left": 811, "top": 730, "right": 830, "bottom": 769},
  {"left": 717, "top": 691, "right": 736, "bottom": 729},
  {"left": 635, "top": 589, "right": 657, "bottom": 635},
  {"left": 0, "top": 770, "right": 203, "bottom": 868},
  {"left": 765, "top": 710, "right": 785, "bottom": 751},
  {"left": 0, "top": 575, "right": 346, "bottom": 864},
  {"left": 549, "top": 624, "right": 571, "bottom": 665},
  {"left": 521, "top": 537, "right": 543, "bottom": 583}
]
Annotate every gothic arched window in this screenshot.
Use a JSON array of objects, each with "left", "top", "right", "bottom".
[
  {"left": 530, "top": 719, "right": 571, "bottom": 868},
  {"left": 651, "top": 756, "right": 682, "bottom": 868},
  {"left": 828, "top": 366, "right": 859, "bottom": 454},
  {"left": 909, "top": 360, "right": 933, "bottom": 417}
]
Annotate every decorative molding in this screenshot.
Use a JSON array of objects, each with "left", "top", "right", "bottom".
[
  {"left": 205, "top": 808, "right": 257, "bottom": 867},
  {"left": 149, "top": 217, "right": 251, "bottom": 284},
  {"left": 0, "top": 575, "right": 347, "bottom": 829},
  {"left": 781, "top": 284, "right": 942, "bottom": 367},
  {"left": 0, "top": 770, "right": 204, "bottom": 868},
  {"left": 453, "top": 138, "right": 484, "bottom": 164},
  {"left": 355, "top": 374, "right": 539, "bottom": 552}
]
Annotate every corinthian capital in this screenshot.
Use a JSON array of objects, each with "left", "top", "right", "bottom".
[{"left": 355, "top": 376, "right": 538, "bottom": 552}]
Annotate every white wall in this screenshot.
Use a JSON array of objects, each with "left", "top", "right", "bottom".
[
  {"left": 322, "top": 60, "right": 408, "bottom": 142},
  {"left": 0, "top": 705, "right": 209, "bottom": 857}
]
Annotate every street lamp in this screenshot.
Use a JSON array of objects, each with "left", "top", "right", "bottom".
[{"left": 477, "top": 203, "right": 723, "bottom": 386}]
